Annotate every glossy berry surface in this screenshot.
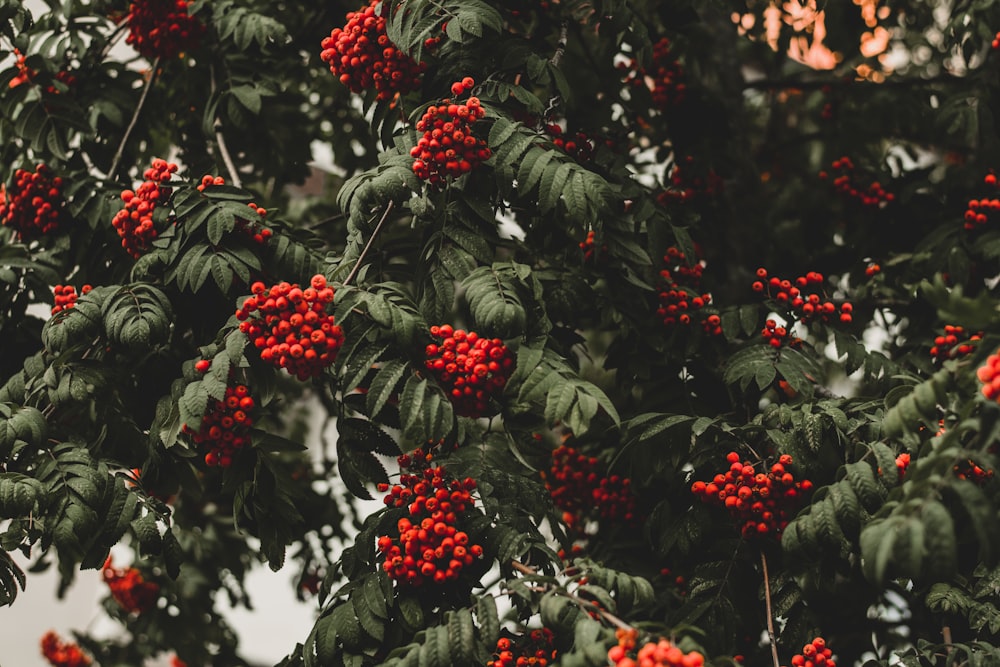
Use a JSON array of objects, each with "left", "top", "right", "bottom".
[
  {"left": 752, "top": 267, "right": 853, "bottom": 325},
  {"left": 424, "top": 324, "right": 514, "bottom": 417},
  {"left": 51, "top": 284, "right": 92, "bottom": 315},
  {"left": 929, "top": 324, "right": 981, "bottom": 361},
  {"left": 320, "top": 0, "right": 426, "bottom": 100},
  {"left": 0, "top": 164, "right": 65, "bottom": 239},
  {"left": 182, "top": 368, "right": 256, "bottom": 467},
  {"left": 691, "top": 451, "right": 812, "bottom": 539},
  {"left": 112, "top": 158, "right": 177, "bottom": 258},
  {"left": 487, "top": 628, "right": 557, "bottom": 667},
  {"left": 962, "top": 173, "right": 1000, "bottom": 230},
  {"left": 656, "top": 245, "right": 719, "bottom": 334},
  {"left": 236, "top": 274, "right": 344, "bottom": 380},
  {"left": 124, "top": 0, "right": 203, "bottom": 59},
  {"left": 608, "top": 628, "right": 705, "bottom": 667},
  {"left": 102, "top": 557, "right": 159, "bottom": 614},
  {"left": 542, "top": 444, "right": 636, "bottom": 532},
  {"left": 410, "top": 78, "right": 491, "bottom": 187},
  {"left": 375, "top": 447, "right": 483, "bottom": 587},
  {"left": 785, "top": 636, "right": 836, "bottom": 667}
]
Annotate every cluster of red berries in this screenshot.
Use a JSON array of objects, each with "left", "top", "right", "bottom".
[
  {"left": 0, "top": 164, "right": 65, "bottom": 240},
  {"left": 196, "top": 175, "right": 273, "bottom": 244},
  {"left": 8, "top": 49, "right": 77, "bottom": 92},
  {"left": 897, "top": 447, "right": 993, "bottom": 485},
  {"left": 784, "top": 637, "right": 835, "bottom": 667},
  {"left": 691, "top": 452, "right": 813, "bottom": 539},
  {"left": 424, "top": 324, "right": 514, "bottom": 417},
  {"left": 40, "top": 631, "right": 91, "bottom": 667},
  {"left": 51, "top": 284, "right": 93, "bottom": 315},
  {"left": 545, "top": 124, "right": 596, "bottom": 162},
  {"left": 656, "top": 246, "right": 719, "bottom": 334},
  {"left": 865, "top": 262, "right": 881, "bottom": 277},
  {"left": 410, "top": 78, "right": 491, "bottom": 186},
  {"left": 929, "top": 325, "right": 981, "bottom": 361},
  {"left": 541, "top": 445, "right": 637, "bottom": 532},
  {"left": 619, "top": 37, "right": 687, "bottom": 109},
  {"left": 657, "top": 156, "right": 724, "bottom": 205},
  {"left": 819, "top": 157, "right": 894, "bottom": 208},
  {"left": 658, "top": 566, "right": 688, "bottom": 596},
  {"left": 752, "top": 268, "right": 853, "bottom": 324},
  {"left": 235, "top": 275, "right": 344, "bottom": 380},
  {"left": 375, "top": 448, "right": 483, "bottom": 586},
  {"left": 124, "top": 0, "right": 203, "bottom": 59},
  {"left": 112, "top": 158, "right": 177, "bottom": 258},
  {"left": 976, "top": 351, "right": 1000, "bottom": 401},
  {"left": 487, "top": 629, "right": 557, "bottom": 667},
  {"left": 761, "top": 318, "right": 802, "bottom": 349},
  {"left": 608, "top": 629, "right": 704, "bottom": 667},
  {"left": 102, "top": 557, "right": 159, "bottom": 614},
  {"left": 579, "top": 230, "right": 607, "bottom": 263},
  {"left": 320, "top": 0, "right": 427, "bottom": 101},
  {"left": 962, "top": 174, "right": 1000, "bottom": 230},
  {"left": 183, "top": 363, "right": 256, "bottom": 467},
  {"left": 993, "top": 32, "right": 1000, "bottom": 49}
]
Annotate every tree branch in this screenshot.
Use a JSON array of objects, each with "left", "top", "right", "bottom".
[
  {"left": 108, "top": 57, "right": 160, "bottom": 181},
  {"left": 761, "top": 550, "right": 781, "bottom": 667},
  {"left": 550, "top": 21, "right": 568, "bottom": 68},
  {"left": 343, "top": 200, "right": 395, "bottom": 287},
  {"left": 214, "top": 120, "right": 242, "bottom": 189}
]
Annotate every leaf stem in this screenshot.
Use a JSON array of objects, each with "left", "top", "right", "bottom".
[
  {"left": 214, "top": 120, "right": 242, "bottom": 189},
  {"left": 761, "top": 550, "right": 781, "bottom": 667},
  {"left": 108, "top": 57, "right": 160, "bottom": 181},
  {"left": 343, "top": 200, "right": 395, "bottom": 287}
]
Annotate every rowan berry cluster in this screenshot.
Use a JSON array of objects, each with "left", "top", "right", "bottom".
[
  {"left": 124, "top": 0, "right": 204, "bottom": 59},
  {"left": 658, "top": 566, "right": 688, "bottom": 596},
  {"left": 112, "top": 158, "right": 177, "bottom": 258},
  {"left": 954, "top": 459, "right": 994, "bottom": 485},
  {"left": 962, "top": 174, "right": 1000, "bottom": 230},
  {"left": 657, "top": 246, "right": 718, "bottom": 334},
  {"left": 320, "top": 0, "right": 427, "bottom": 100},
  {"left": 196, "top": 175, "right": 273, "bottom": 244},
  {"left": 608, "top": 629, "right": 705, "bottom": 667},
  {"left": 424, "top": 324, "right": 514, "bottom": 417},
  {"left": 761, "top": 318, "right": 802, "bottom": 349},
  {"left": 785, "top": 636, "right": 835, "bottom": 667},
  {"left": 8, "top": 50, "right": 77, "bottom": 93},
  {"left": 819, "top": 157, "right": 894, "bottom": 208},
  {"left": 0, "top": 164, "right": 65, "bottom": 239},
  {"left": 487, "top": 629, "right": 557, "bottom": 667},
  {"left": 976, "top": 351, "right": 1000, "bottom": 401},
  {"left": 182, "top": 364, "right": 256, "bottom": 467},
  {"left": 895, "top": 452, "right": 910, "bottom": 479},
  {"left": 40, "top": 631, "right": 91, "bottom": 667},
  {"left": 865, "top": 262, "right": 881, "bottom": 277},
  {"left": 657, "top": 156, "right": 723, "bottom": 205},
  {"left": 102, "top": 557, "right": 159, "bottom": 614},
  {"left": 619, "top": 37, "right": 687, "bottom": 109},
  {"left": 580, "top": 230, "right": 608, "bottom": 263},
  {"left": 51, "top": 284, "right": 92, "bottom": 315},
  {"left": 545, "top": 124, "right": 596, "bottom": 162},
  {"left": 752, "top": 268, "right": 853, "bottom": 324},
  {"left": 375, "top": 448, "right": 484, "bottom": 586},
  {"left": 930, "top": 325, "right": 981, "bottom": 361},
  {"left": 691, "top": 452, "right": 813, "bottom": 539},
  {"left": 235, "top": 275, "right": 344, "bottom": 380},
  {"left": 410, "top": 78, "right": 491, "bottom": 186},
  {"left": 542, "top": 445, "right": 637, "bottom": 532}
]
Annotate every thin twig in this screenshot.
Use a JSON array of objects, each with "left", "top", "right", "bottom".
[
  {"left": 343, "top": 201, "right": 395, "bottom": 287},
  {"left": 761, "top": 550, "right": 781, "bottom": 667},
  {"left": 549, "top": 21, "right": 569, "bottom": 68},
  {"left": 214, "top": 120, "right": 242, "bottom": 189},
  {"left": 942, "top": 625, "right": 956, "bottom": 666},
  {"left": 108, "top": 57, "right": 160, "bottom": 181}
]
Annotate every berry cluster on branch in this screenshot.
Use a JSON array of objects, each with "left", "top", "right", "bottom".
[
  {"left": 656, "top": 246, "right": 719, "bottom": 335},
  {"left": 320, "top": 0, "right": 428, "bottom": 100},
  {"left": 51, "top": 284, "right": 92, "bottom": 315},
  {"left": 0, "top": 164, "right": 65, "bottom": 239},
  {"left": 761, "top": 318, "right": 802, "bottom": 349},
  {"left": 410, "top": 78, "right": 491, "bottom": 186},
  {"left": 545, "top": 124, "right": 596, "bottom": 162},
  {"left": 929, "top": 325, "right": 981, "bottom": 361},
  {"left": 691, "top": 452, "right": 812, "bottom": 539},
  {"left": 579, "top": 230, "right": 608, "bottom": 263},
  {"left": 784, "top": 636, "right": 836, "bottom": 667},
  {"left": 487, "top": 629, "right": 557, "bottom": 667},
  {"left": 608, "top": 629, "right": 704, "bottom": 667},
  {"left": 236, "top": 275, "right": 344, "bottom": 380},
  {"left": 375, "top": 448, "right": 483, "bottom": 586},
  {"left": 752, "top": 268, "right": 852, "bottom": 324},
  {"left": 183, "top": 364, "right": 256, "bottom": 467},
  {"left": 976, "top": 351, "right": 1000, "bottom": 401},
  {"left": 102, "top": 557, "right": 159, "bottom": 614},
  {"left": 819, "top": 157, "right": 894, "bottom": 208},
  {"left": 124, "top": 0, "right": 203, "bottom": 59},
  {"left": 657, "top": 156, "right": 723, "bottom": 206},
  {"left": 962, "top": 174, "right": 1000, "bottom": 230},
  {"left": 112, "top": 158, "right": 177, "bottom": 258},
  {"left": 542, "top": 444, "right": 637, "bottom": 532},
  {"left": 424, "top": 324, "right": 514, "bottom": 417},
  {"left": 40, "top": 631, "right": 91, "bottom": 667},
  {"left": 619, "top": 37, "right": 687, "bottom": 109}
]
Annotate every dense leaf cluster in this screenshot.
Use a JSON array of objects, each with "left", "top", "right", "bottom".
[{"left": 2, "top": 0, "right": 1000, "bottom": 666}]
